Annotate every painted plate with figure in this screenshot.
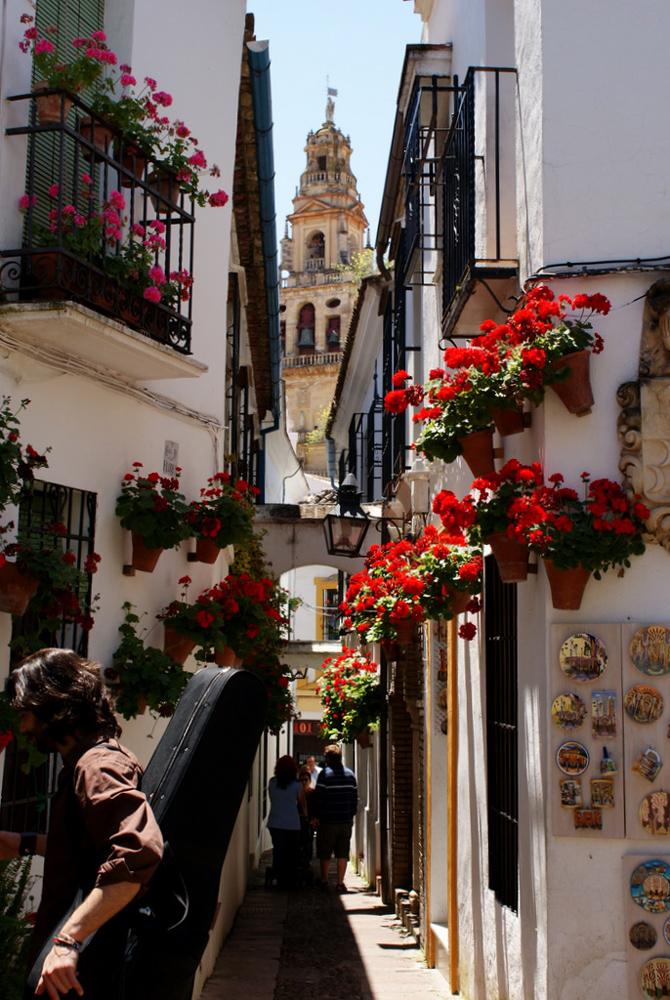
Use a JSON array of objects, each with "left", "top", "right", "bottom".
[
  {"left": 556, "top": 740, "right": 590, "bottom": 776},
  {"left": 640, "top": 957, "right": 670, "bottom": 999},
  {"left": 551, "top": 693, "right": 587, "bottom": 729},
  {"left": 624, "top": 684, "right": 664, "bottom": 724},
  {"left": 630, "top": 859, "right": 670, "bottom": 911},
  {"left": 559, "top": 632, "right": 607, "bottom": 681},
  {"left": 640, "top": 792, "right": 670, "bottom": 836},
  {"left": 630, "top": 625, "right": 670, "bottom": 676},
  {"left": 630, "top": 921, "right": 657, "bottom": 950}
]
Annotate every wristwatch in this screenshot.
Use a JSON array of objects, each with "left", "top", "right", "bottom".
[{"left": 19, "top": 832, "right": 37, "bottom": 856}]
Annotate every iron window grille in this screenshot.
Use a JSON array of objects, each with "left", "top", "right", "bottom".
[
  {"left": 0, "top": 480, "right": 98, "bottom": 834},
  {"left": 1, "top": 90, "right": 195, "bottom": 355},
  {"left": 484, "top": 553, "right": 519, "bottom": 913}
]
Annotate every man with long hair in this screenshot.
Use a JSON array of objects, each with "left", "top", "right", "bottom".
[{"left": 0, "top": 648, "right": 163, "bottom": 999}]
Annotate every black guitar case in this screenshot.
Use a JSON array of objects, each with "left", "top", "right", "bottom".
[{"left": 25, "top": 666, "right": 266, "bottom": 1000}]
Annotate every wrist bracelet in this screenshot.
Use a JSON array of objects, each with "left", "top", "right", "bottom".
[
  {"left": 19, "top": 832, "right": 37, "bottom": 857},
  {"left": 53, "top": 936, "right": 82, "bottom": 953}
]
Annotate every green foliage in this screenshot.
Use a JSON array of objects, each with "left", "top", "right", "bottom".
[
  {"left": 186, "top": 473, "right": 256, "bottom": 548},
  {"left": 0, "top": 398, "right": 49, "bottom": 511},
  {"left": 115, "top": 466, "right": 191, "bottom": 550},
  {"left": 107, "top": 602, "right": 189, "bottom": 719},
  {"left": 0, "top": 857, "right": 34, "bottom": 1000},
  {"left": 318, "top": 649, "right": 381, "bottom": 743},
  {"left": 335, "top": 248, "right": 377, "bottom": 284},
  {"left": 304, "top": 406, "right": 331, "bottom": 446}
]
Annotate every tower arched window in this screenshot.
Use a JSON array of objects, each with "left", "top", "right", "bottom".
[
  {"left": 326, "top": 316, "right": 341, "bottom": 350},
  {"left": 306, "top": 232, "right": 325, "bottom": 271},
  {"left": 297, "top": 303, "right": 315, "bottom": 354}
]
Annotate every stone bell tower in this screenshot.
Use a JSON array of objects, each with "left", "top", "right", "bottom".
[{"left": 280, "top": 94, "right": 368, "bottom": 476}]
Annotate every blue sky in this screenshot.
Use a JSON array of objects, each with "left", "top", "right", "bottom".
[{"left": 249, "top": 1, "right": 420, "bottom": 247}]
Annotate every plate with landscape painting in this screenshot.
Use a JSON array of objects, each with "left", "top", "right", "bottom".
[
  {"left": 551, "top": 693, "right": 587, "bottom": 729},
  {"left": 640, "top": 956, "right": 670, "bottom": 999},
  {"left": 556, "top": 741, "right": 590, "bottom": 776},
  {"left": 624, "top": 685, "right": 664, "bottom": 724},
  {"left": 630, "top": 859, "right": 670, "bottom": 912},
  {"left": 559, "top": 632, "right": 607, "bottom": 682},
  {"left": 631, "top": 625, "right": 670, "bottom": 677}
]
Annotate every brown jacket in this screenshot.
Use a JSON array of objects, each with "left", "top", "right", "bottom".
[{"left": 30, "top": 738, "right": 163, "bottom": 966}]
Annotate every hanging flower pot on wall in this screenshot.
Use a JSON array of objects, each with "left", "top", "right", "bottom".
[
  {"left": 355, "top": 728, "right": 372, "bottom": 749},
  {"left": 487, "top": 532, "right": 529, "bottom": 583},
  {"left": 542, "top": 560, "right": 591, "bottom": 610},
  {"left": 0, "top": 561, "right": 38, "bottom": 616},
  {"left": 492, "top": 406, "right": 525, "bottom": 437},
  {"left": 457, "top": 427, "right": 496, "bottom": 478},
  {"left": 163, "top": 625, "right": 195, "bottom": 665},
  {"left": 131, "top": 533, "right": 164, "bottom": 573},
  {"left": 195, "top": 537, "right": 220, "bottom": 564},
  {"left": 548, "top": 350, "right": 594, "bottom": 416}
]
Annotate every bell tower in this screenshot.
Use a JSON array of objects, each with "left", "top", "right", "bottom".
[{"left": 280, "top": 96, "right": 368, "bottom": 476}]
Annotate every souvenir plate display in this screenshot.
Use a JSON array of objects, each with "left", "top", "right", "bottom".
[
  {"left": 551, "top": 624, "right": 625, "bottom": 839},
  {"left": 640, "top": 792, "right": 670, "bottom": 837},
  {"left": 591, "top": 690, "right": 617, "bottom": 738},
  {"left": 640, "top": 956, "right": 670, "bottom": 999},
  {"left": 631, "top": 625, "right": 670, "bottom": 677},
  {"left": 556, "top": 740, "right": 590, "bottom": 776},
  {"left": 551, "top": 692, "right": 587, "bottom": 729},
  {"left": 630, "top": 921, "right": 658, "bottom": 950},
  {"left": 625, "top": 684, "right": 664, "bottom": 724},
  {"left": 559, "top": 632, "right": 608, "bottom": 682},
  {"left": 630, "top": 860, "right": 670, "bottom": 913},
  {"left": 559, "top": 778, "right": 582, "bottom": 808}
]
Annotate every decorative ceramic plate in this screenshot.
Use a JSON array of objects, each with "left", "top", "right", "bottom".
[
  {"left": 551, "top": 693, "right": 587, "bottom": 729},
  {"left": 631, "top": 625, "right": 670, "bottom": 676},
  {"left": 640, "top": 956, "right": 670, "bottom": 998},
  {"left": 556, "top": 740, "right": 590, "bottom": 776},
  {"left": 624, "top": 684, "right": 664, "bottom": 724},
  {"left": 591, "top": 690, "right": 617, "bottom": 739},
  {"left": 559, "top": 632, "right": 607, "bottom": 681},
  {"left": 640, "top": 793, "right": 670, "bottom": 836},
  {"left": 630, "top": 859, "right": 670, "bottom": 911},
  {"left": 630, "top": 921, "right": 657, "bottom": 950}
]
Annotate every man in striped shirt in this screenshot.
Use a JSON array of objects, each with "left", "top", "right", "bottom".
[{"left": 311, "top": 744, "right": 358, "bottom": 892}]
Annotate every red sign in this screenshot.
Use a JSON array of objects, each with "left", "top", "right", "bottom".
[{"left": 293, "top": 719, "right": 320, "bottom": 736}]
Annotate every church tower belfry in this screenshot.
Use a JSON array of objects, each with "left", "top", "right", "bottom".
[{"left": 280, "top": 98, "right": 368, "bottom": 475}]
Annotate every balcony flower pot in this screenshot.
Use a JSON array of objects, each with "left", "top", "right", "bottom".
[
  {"left": 195, "top": 537, "right": 221, "bottom": 564},
  {"left": 131, "top": 533, "right": 163, "bottom": 573},
  {"left": 492, "top": 406, "right": 525, "bottom": 437},
  {"left": 449, "top": 590, "right": 472, "bottom": 616},
  {"left": 115, "top": 145, "right": 147, "bottom": 188},
  {"left": 78, "top": 115, "right": 114, "bottom": 159},
  {"left": 395, "top": 619, "right": 415, "bottom": 647},
  {"left": 0, "top": 561, "right": 38, "bottom": 615},
  {"left": 33, "top": 82, "right": 73, "bottom": 124},
  {"left": 548, "top": 350, "right": 594, "bottom": 416},
  {"left": 355, "top": 728, "right": 372, "bottom": 749},
  {"left": 487, "top": 532, "right": 529, "bottom": 583},
  {"left": 148, "top": 168, "right": 180, "bottom": 213},
  {"left": 214, "top": 646, "right": 237, "bottom": 668},
  {"left": 163, "top": 625, "right": 195, "bottom": 665},
  {"left": 457, "top": 427, "right": 496, "bottom": 478},
  {"left": 542, "top": 559, "right": 591, "bottom": 611}
]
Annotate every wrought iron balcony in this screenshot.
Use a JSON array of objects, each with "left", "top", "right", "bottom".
[{"left": 0, "top": 90, "right": 195, "bottom": 356}]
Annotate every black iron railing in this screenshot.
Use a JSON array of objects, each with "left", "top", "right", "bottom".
[
  {"left": 0, "top": 90, "right": 195, "bottom": 354},
  {"left": 484, "top": 553, "right": 519, "bottom": 912},
  {"left": 441, "top": 67, "right": 517, "bottom": 322},
  {"left": 345, "top": 396, "right": 383, "bottom": 503}
]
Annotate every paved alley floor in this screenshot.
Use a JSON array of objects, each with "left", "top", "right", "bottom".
[{"left": 200, "top": 867, "right": 450, "bottom": 1000}]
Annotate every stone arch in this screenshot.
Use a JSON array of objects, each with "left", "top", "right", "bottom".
[{"left": 297, "top": 302, "right": 315, "bottom": 353}]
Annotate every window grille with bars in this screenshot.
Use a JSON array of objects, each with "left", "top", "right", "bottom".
[
  {"left": 0, "top": 480, "right": 98, "bottom": 834},
  {"left": 484, "top": 553, "right": 519, "bottom": 912}
]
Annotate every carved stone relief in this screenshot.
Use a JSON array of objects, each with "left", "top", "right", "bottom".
[{"left": 618, "top": 279, "right": 670, "bottom": 549}]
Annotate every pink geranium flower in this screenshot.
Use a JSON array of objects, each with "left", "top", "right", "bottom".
[
  {"left": 143, "top": 286, "right": 162, "bottom": 304},
  {"left": 208, "top": 189, "right": 229, "bottom": 208}
]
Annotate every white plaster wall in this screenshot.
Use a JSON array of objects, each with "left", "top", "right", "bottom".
[{"left": 281, "top": 563, "right": 337, "bottom": 641}]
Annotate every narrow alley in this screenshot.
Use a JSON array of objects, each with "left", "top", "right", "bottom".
[{"left": 201, "top": 866, "right": 449, "bottom": 1000}]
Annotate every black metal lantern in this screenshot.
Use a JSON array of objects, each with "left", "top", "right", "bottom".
[{"left": 323, "top": 473, "right": 370, "bottom": 558}]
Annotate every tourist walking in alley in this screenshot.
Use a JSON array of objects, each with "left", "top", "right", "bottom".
[
  {"left": 267, "top": 755, "right": 304, "bottom": 889},
  {"left": 311, "top": 744, "right": 358, "bottom": 892},
  {"left": 305, "top": 754, "right": 322, "bottom": 788}
]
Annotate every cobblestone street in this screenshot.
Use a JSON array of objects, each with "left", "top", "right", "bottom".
[{"left": 200, "top": 866, "right": 449, "bottom": 1000}]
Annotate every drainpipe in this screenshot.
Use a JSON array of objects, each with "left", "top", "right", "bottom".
[
  {"left": 326, "top": 435, "right": 337, "bottom": 486},
  {"left": 248, "top": 40, "right": 281, "bottom": 501}
]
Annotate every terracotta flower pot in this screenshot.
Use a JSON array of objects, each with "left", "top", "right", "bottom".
[
  {"left": 131, "top": 533, "right": 163, "bottom": 573},
  {"left": 136, "top": 695, "right": 148, "bottom": 716},
  {"left": 394, "top": 619, "right": 415, "bottom": 647},
  {"left": 355, "top": 729, "right": 372, "bottom": 749},
  {"left": 492, "top": 406, "right": 525, "bottom": 437},
  {"left": 195, "top": 537, "right": 221, "bottom": 564},
  {"left": 0, "top": 561, "right": 38, "bottom": 615},
  {"left": 543, "top": 559, "right": 591, "bottom": 610},
  {"left": 214, "top": 646, "right": 237, "bottom": 667},
  {"left": 33, "top": 83, "right": 73, "bottom": 124},
  {"left": 381, "top": 639, "right": 401, "bottom": 660},
  {"left": 163, "top": 625, "right": 195, "bottom": 665},
  {"left": 449, "top": 590, "right": 472, "bottom": 616},
  {"left": 148, "top": 169, "right": 180, "bottom": 212},
  {"left": 457, "top": 427, "right": 496, "bottom": 478},
  {"left": 548, "top": 350, "right": 594, "bottom": 416},
  {"left": 487, "top": 532, "right": 529, "bottom": 583},
  {"left": 116, "top": 146, "right": 147, "bottom": 188},
  {"left": 78, "top": 116, "right": 114, "bottom": 159}
]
